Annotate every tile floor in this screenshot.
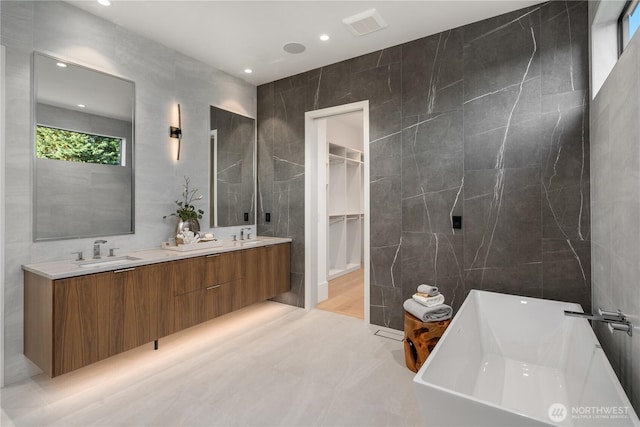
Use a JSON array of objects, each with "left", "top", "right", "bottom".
[{"left": 1, "top": 302, "right": 423, "bottom": 426}]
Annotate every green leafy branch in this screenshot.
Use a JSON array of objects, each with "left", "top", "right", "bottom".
[{"left": 163, "top": 176, "right": 204, "bottom": 221}]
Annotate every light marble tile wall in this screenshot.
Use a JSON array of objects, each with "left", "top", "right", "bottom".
[
  {"left": 589, "top": 2, "right": 640, "bottom": 413},
  {"left": 0, "top": 1, "right": 256, "bottom": 384},
  {"left": 258, "top": 1, "right": 591, "bottom": 328}
]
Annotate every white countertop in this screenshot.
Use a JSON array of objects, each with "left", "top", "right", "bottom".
[{"left": 22, "top": 236, "right": 292, "bottom": 280}]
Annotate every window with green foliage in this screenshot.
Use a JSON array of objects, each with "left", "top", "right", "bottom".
[{"left": 36, "top": 125, "right": 125, "bottom": 166}]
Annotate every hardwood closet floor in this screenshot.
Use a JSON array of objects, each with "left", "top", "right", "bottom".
[{"left": 317, "top": 267, "right": 364, "bottom": 319}]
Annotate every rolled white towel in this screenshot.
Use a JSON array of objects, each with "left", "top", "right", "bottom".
[
  {"left": 403, "top": 299, "right": 453, "bottom": 322},
  {"left": 412, "top": 293, "right": 445, "bottom": 307},
  {"left": 417, "top": 284, "right": 439, "bottom": 296}
]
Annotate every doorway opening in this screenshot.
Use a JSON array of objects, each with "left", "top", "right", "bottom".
[{"left": 304, "top": 101, "right": 370, "bottom": 324}]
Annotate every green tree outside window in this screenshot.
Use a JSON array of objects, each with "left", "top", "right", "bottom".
[{"left": 36, "top": 125, "right": 123, "bottom": 166}]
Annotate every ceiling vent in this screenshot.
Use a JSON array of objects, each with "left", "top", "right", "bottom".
[{"left": 342, "top": 9, "right": 388, "bottom": 37}]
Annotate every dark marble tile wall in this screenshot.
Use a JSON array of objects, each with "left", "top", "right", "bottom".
[{"left": 257, "top": 1, "right": 591, "bottom": 328}]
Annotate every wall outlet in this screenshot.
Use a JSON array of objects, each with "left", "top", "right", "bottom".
[
  {"left": 452, "top": 215, "right": 462, "bottom": 229},
  {"left": 244, "top": 212, "right": 249, "bottom": 221},
  {"left": 266, "top": 212, "right": 271, "bottom": 222}
]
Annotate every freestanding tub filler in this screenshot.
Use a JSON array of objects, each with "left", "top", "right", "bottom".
[{"left": 413, "top": 290, "right": 639, "bottom": 426}]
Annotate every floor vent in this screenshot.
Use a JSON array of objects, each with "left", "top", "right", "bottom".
[{"left": 342, "top": 9, "right": 388, "bottom": 37}]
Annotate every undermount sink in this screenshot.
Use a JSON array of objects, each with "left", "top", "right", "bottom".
[
  {"left": 222, "top": 239, "right": 261, "bottom": 247},
  {"left": 76, "top": 256, "right": 141, "bottom": 268}
]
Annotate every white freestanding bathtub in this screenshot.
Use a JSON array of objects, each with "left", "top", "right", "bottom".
[{"left": 413, "top": 290, "right": 639, "bottom": 426}]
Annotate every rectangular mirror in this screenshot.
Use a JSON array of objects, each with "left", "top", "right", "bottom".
[
  {"left": 210, "top": 106, "right": 255, "bottom": 227},
  {"left": 34, "top": 52, "right": 135, "bottom": 240}
]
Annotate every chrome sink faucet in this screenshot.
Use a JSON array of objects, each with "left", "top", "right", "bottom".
[{"left": 93, "top": 240, "right": 107, "bottom": 259}]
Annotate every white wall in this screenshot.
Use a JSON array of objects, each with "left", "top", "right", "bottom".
[{"left": 0, "top": 1, "right": 256, "bottom": 384}]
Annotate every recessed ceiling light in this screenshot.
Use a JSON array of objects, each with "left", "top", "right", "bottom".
[
  {"left": 244, "top": 68, "right": 253, "bottom": 74},
  {"left": 283, "top": 42, "right": 306, "bottom": 54},
  {"left": 56, "top": 62, "right": 67, "bottom": 68},
  {"left": 77, "top": 104, "right": 86, "bottom": 108},
  {"left": 97, "top": 0, "right": 111, "bottom": 6},
  {"left": 320, "top": 34, "right": 330, "bottom": 41}
]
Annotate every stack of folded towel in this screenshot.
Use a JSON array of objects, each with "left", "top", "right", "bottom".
[{"left": 403, "top": 284, "right": 453, "bottom": 322}]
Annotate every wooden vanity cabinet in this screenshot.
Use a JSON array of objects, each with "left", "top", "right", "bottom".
[{"left": 24, "top": 242, "right": 291, "bottom": 377}]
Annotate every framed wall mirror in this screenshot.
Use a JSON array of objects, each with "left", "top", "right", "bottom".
[
  {"left": 33, "top": 52, "right": 135, "bottom": 241},
  {"left": 209, "top": 106, "right": 255, "bottom": 227}
]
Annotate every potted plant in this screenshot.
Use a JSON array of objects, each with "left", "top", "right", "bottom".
[{"left": 164, "top": 176, "right": 204, "bottom": 238}]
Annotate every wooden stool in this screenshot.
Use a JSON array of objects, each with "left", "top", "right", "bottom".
[{"left": 404, "top": 311, "right": 451, "bottom": 373}]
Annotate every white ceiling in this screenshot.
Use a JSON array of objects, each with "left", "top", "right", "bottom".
[{"left": 68, "top": 0, "right": 545, "bottom": 86}]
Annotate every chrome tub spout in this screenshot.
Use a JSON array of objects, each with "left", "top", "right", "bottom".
[{"left": 564, "top": 308, "right": 633, "bottom": 337}]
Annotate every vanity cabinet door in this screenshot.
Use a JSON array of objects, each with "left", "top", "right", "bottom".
[
  {"left": 242, "top": 243, "right": 291, "bottom": 304},
  {"left": 216, "top": 280, "right": 237, "bottom": 316},
  {"left": 173, "top": 279, "right": 237, "bottom": 331},
  {"left": 204, "top": 282, "right": 230, "bottom": 319},
  {"left": 204, "top": 251, "right": 243, "bottom": 285},
  {"left": 157, "top": 262, "right": 177, "bottom": 338},
  {"left": 173, "top": 256, "right": 205, "bottom": 295},
  {"left": 98, "top": 273, "right": 125, "bottom": 360},
  {"left": 122, "top": 264, "right": 167, "bottom": 351},
  {"left": 203, "top": 252, "right": 241, "bottom": 315},
  {"left": 173, "top": 256, "right": 207, "bottom": 331},
  {"left": 53, "top": 271, "right": 124, "bottom": 376},
  {"left": 174, "top": 289, "right": 206, "bottom": 331},
  {"left": 243, "top": 247, "right": 271, "bottom": 305},
  {"left": 273, "top": 243, "right": 291, "bottom": 295}
]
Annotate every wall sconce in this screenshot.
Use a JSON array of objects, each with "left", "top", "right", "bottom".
[{"left": 170, "top": 103, "right": 182, "bottom": 160}]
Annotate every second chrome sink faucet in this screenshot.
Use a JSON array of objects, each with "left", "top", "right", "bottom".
[
  {"left": 240, "top": 227, "right": 251, "bottom": 240},
  {"left": 93, "top": 240, "right": 107, "bottom": 259}
]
